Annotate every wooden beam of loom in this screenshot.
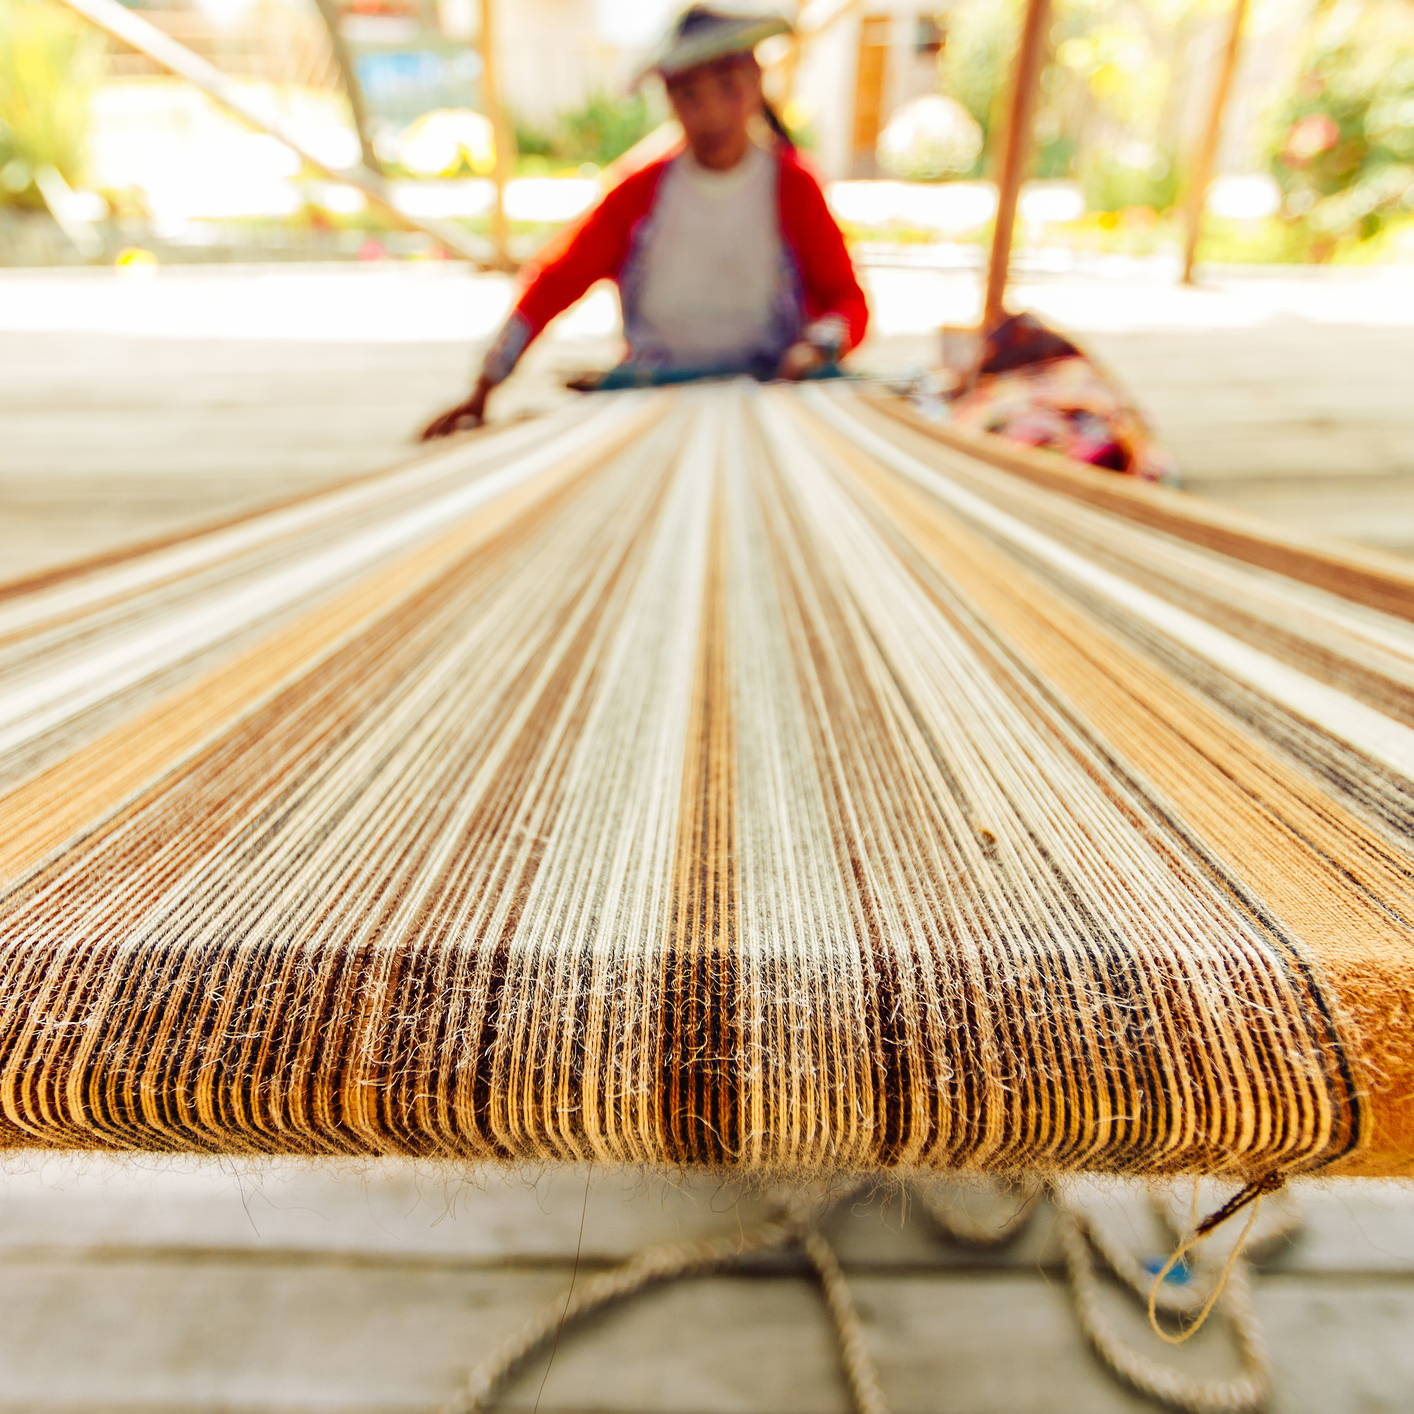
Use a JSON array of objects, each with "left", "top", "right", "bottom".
[{"left": 1, "top": 384, "right": 1412, "bottom": 1179}]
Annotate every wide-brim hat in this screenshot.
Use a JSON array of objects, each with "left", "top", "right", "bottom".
[{"left": 635, "top": 5, "right": 793, "bottom": 88}]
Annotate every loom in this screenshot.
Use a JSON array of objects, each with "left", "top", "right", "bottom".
[
  {"left": 2, "top": 381, "right": 1411, "bottom": 1183},
  {"left": 12, "top": 3, "right": 1400, "bottom": 1405}
]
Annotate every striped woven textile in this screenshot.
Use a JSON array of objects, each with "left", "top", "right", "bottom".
[{"left": 2, "top": 383, "right": 1412, "bottom": 1179}]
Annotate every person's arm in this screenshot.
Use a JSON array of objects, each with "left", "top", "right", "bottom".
[
  {"left": 419, "top": 371, "right": 495, "bottom": 441},
  {"left": 775, "top": 156, "right": 869, "bottom": 380},
  {"left": 420, "top": 170, "right": 660, "bottom": 440}
]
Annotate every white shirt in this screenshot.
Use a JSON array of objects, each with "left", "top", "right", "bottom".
[{"left": 632, "top": 143, "right": 785, "bottom": 370}]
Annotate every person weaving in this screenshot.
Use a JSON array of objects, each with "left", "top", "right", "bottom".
[{"left": 421, "top": 5, "right": 869, "bottom": 439}]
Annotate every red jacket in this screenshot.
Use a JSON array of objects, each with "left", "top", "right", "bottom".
[{"left": 481, "top": 143, "right": 869, "bottom": 383}]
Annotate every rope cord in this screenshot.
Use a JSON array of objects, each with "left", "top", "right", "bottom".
[
  {"left": 1057, "top": 1206, "right": 1271, "bottom": 1414},
  {"left": 800, "top": 1223, "right": 892, "bottom": 1414},
  {"left": 1146, "top": 1198, "right": 1266, "bottom": 1346},
  {"left": 442, "top": 1186, "right": 884, "bottom": 1414},
  {"left": 445, "top": 1175, "right": 1299, "bottom": 1414},
  {"left": 914, "top": 1175, "right": 1045, "bottom": 1248},
  {"left": 1049, "top": 1175, "right": 1303, "bottom": 1413}
]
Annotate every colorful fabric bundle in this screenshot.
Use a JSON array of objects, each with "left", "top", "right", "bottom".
[
  {"left": 1, "top": 383, "right": 1411, "bottom": 1178},
  {"left": 944, "top": 313, "right": 1178, "bottom": 483}
]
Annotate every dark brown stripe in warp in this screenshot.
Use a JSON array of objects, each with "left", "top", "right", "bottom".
[
  {"left": 0, "top": 506, "right": 520, "bottom": 1152},
  {"left": 846, "top": 401, "right": 1414, "bottom": 735},
  {"left": 660, "top": 481, "right": 739, "bottom": 1165},
  {"left": 976, "top": 530, "right": 1414, "bottom": 853},
  {"left": 757, "top": 466, "right": 925, "bottom": 1165},
  {"left": 137, "top": 478, "right": 591, "bottom": 1155},
  {"left": 921, "top": 539, "right": 1368, "bottom": 1163},
  {"left": 0, "top": 454, "right": 648, "bottom": 1156},
  {"left": 465, "top": 463, "right": 685, "bottom": 1161},
  {"left": 1037, "top": 533, "right": 1414, "bottom": 733}
]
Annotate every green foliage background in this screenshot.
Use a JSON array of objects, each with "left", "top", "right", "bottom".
[
  {"left": 1268, "top": 4, "right": 1414, "bottom": 258},
  {"left": 514, "top": 91, "right": 659, "bottom": 172},
  {"left": 0, "top": 0, "right": 104, "bottom": 208}
]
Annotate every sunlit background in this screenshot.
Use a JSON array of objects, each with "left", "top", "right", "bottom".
[{"left": 2, "top": 0, "right": 1410, "bottom": 268}]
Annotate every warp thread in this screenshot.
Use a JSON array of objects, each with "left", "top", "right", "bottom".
[{"left": 3, "top": 384, "right": 1413, "bottom": 1178}]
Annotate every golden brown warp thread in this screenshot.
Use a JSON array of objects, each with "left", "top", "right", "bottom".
[{"left": 1, "top": 383, "right": 1412, "bottom": 1176}]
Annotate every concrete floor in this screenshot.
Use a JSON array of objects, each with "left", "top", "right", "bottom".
[
  {"left": 1, "top": 262, "right": 1412, "bottom": 1413},
  {"left": 3, "top": 261, "right": 1412, "bottom": 581}
]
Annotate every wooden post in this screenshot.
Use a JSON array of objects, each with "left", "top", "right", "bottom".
[
  {"left": 1179, "top": 0, "right": 1249, "bottom": 285},
  {"left": 477, "top": 0, "right": 515, "bottom": 271},
  {"left": 982, "top": 0, "right": 1052, "bottom": 327}
]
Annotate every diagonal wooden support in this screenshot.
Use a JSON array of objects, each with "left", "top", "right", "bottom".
[
  {"left": 1180, "top": 0, "right": 1250, "bottom": 285},
  {"left": 53, "top": 0, "right": 492, "bottom": 266}
]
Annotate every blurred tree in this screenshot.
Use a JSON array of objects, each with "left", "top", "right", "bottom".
[
  {"left": 1047, "top": 0, "right": 1224, "bottom": 211},
  {"left": 1268, "top": 0, "right": 1414, "bottom": 259},
  {"left": 936, "top": 0, "right": 1023, "bottom": 170},
  {"left": 0, "top": 0, "right": 105, "bottom": 209},
  {"left": 936, "top": 0, "right": 1256, "bottom": 207},
  {"left": 512, "top": 90, "right": 657, "bottom": 172}
]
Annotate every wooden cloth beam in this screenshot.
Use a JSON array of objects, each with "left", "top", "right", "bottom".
[{"left": 1, "top": 384, "right": 1412, "bottom": 1177}]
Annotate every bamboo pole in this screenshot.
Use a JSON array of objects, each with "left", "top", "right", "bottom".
[
  {"left": 52, "top": 0, "right": 490, "bottom": 264},
  {"left": 477, "top": 0, "right": 516, "bottom": 271},
  {"left": 1179, "top": 0, "right": 1250, "bottom": 285},
  {"left": 981, "top": 0, "right": 1052, "bottom": 327}
]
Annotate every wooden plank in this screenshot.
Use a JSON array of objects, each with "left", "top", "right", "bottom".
[
  {"left": 850, "top": 17, "right": 891, "bottom": 162},
  {"left": 0, "top": 1157, "right": 784, "bottom": 1267},
  {"left": 5, "top": 1156, "right": 1414, "bottom": 1279},
  {"left": 311, "top": 0, "right": 382, "bottom": 177},
  {"left": 1, "top": 1252, "right": 1412, "bottom": 1411}
]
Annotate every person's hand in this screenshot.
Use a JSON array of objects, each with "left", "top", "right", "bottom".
[
  {"left": 776, "top": 340, "right": 827, "bottom": 381},
  {"left": 419, "top": 376, "right": 492, "bottom": 441}
]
